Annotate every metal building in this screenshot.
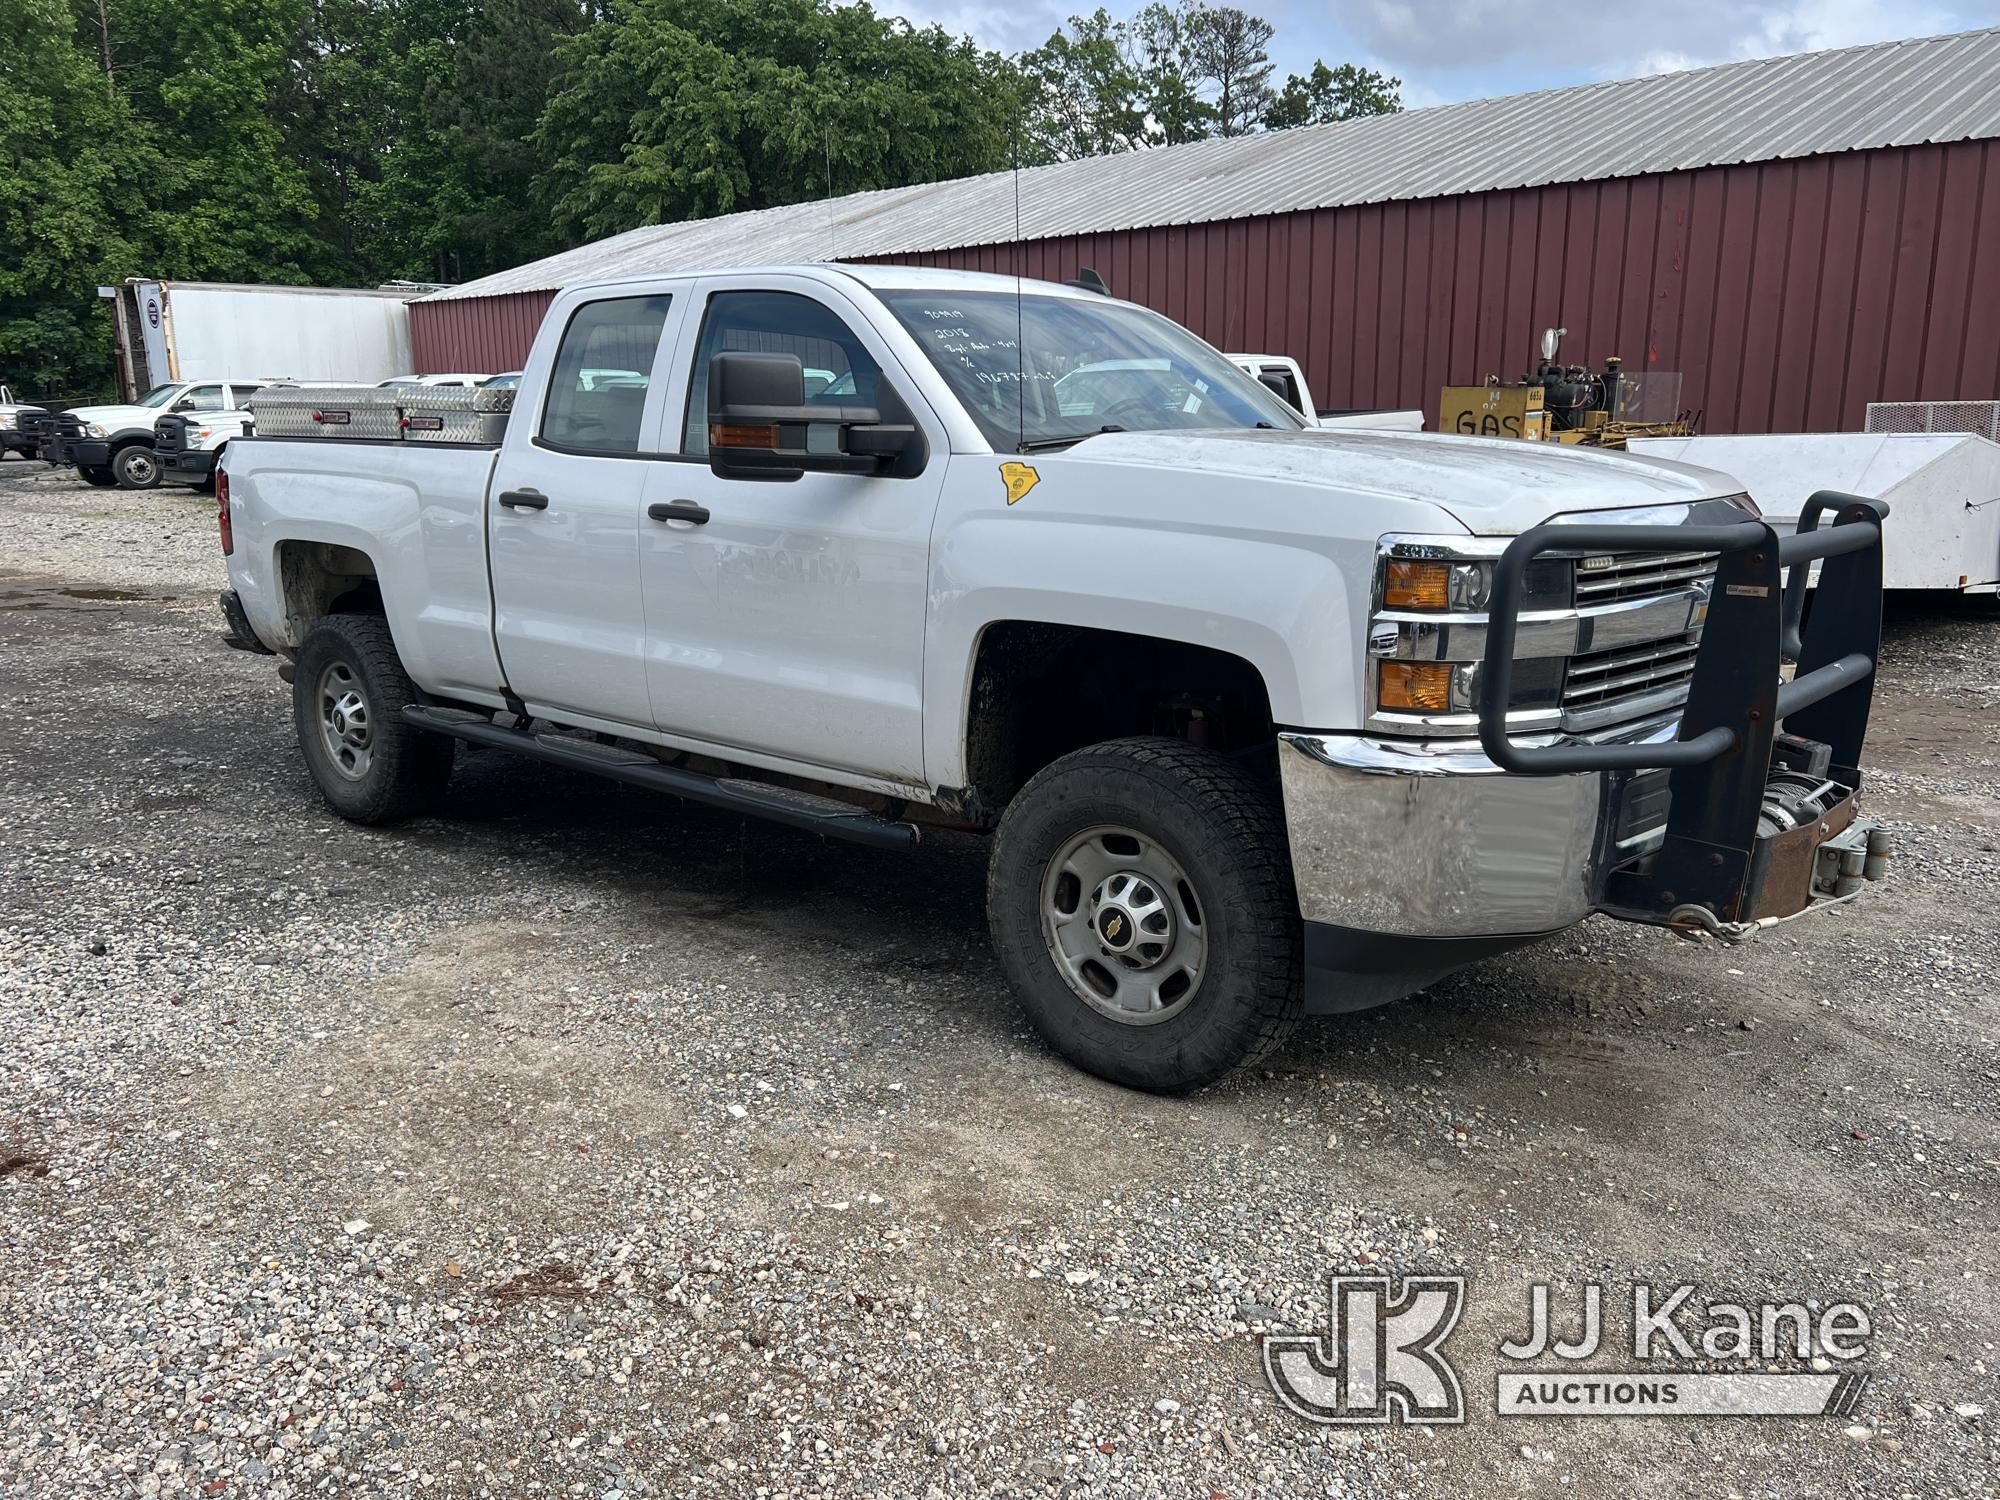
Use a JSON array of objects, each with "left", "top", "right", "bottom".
[{"left": 412, "top": 27, "right": 2000, "bottom": 434}]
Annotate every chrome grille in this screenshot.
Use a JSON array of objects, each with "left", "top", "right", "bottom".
[
  {"left": 1561, "top": 548, "right": 1717, "bottom": 728},
  {"left": 1564, "top": 631, "right": 1701, "bottom": 713},
  {"left": 1573, "top": 550, "right": 1716, "bottom": 604}
]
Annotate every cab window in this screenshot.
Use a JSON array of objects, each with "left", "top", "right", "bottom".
[
  {"left": 180, "top": 385, "right": 227, "bottom": 412},
  {"left": 682, "top": 291, "right": 882, "bottom": 457},
  {"left": 539, "top": 294, "right": 673, "bottom": 455}
]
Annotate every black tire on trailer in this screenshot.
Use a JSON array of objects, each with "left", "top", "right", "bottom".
[
  {"left": 292, "top": 612, "right": 454, "bottom": 824},
  {"left": 111, "top": 443, "right": 161, "bottom": 489},
  {"left": 79, "top": 465, "right": 118, "bottom": 487},
  {"left": 986, "top": 735, "right": 1304, "bottom": 1093}
]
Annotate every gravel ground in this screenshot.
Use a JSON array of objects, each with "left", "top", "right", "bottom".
[{"left": 1, "top": 454, "right": 1995, "bottom": 1499}]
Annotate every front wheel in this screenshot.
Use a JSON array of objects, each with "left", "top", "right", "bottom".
[
  {"left": 987, "top": 737, "right": 1303, "bottom": 1093},
  {"left": 292, "top": 613, "right": 454, "bottom": 823},
  {"left": 112, "top": 444, "right": 161, "bottom": 489}
]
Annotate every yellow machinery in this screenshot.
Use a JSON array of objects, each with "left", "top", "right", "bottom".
[{"left": 1442, "top": 329, "right": 1698, "bottom": 449}]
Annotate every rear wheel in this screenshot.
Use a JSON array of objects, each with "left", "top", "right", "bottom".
[
  {"left": 293, "top": 613, "right": 453, "bottom": 823},
  {"left": 79, "top": 465, "right": 117, "bottom": 487},
  {"left": 987, "top": 736, "right": 1303, "bottom": 1093},
  {"left": 112, "top": 444, "right": 161, "bottom": 489}
]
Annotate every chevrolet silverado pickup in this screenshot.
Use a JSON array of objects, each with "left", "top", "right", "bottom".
[{"left": 217, "top": 265, "right": 1892, "bottom": 1092}]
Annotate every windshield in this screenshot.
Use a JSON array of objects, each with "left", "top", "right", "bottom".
[
  {"left": 136, "top": 385, "right": 180, "bottom": 408},
  {"left": 879, "top": 291, "right": 1304, "bottom": 450}
]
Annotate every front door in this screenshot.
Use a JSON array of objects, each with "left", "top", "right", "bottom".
[
  {"left": 488, "top": 288, "right": 687, "bottom": 726},
  {"left": 638, "top": 279, "right": 945, "bottom": 786}
]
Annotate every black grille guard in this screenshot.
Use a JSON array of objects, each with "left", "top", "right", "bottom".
[{"left": 1477, "top": 492, "right": 1889, "bottom": 926}]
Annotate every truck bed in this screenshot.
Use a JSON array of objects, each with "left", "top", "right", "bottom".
[{"left": 224, "top": 437, "right": 506, "bottom": 699}]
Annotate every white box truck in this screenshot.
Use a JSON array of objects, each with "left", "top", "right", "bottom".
[{"left": 104, "top": 280, "right": 419, "bottom": 399}]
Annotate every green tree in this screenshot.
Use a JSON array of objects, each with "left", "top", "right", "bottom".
[
  {"left": 1266, "top": 59, "right": 1402, "bottom": 128},
  {"left": 1123, "top": 1, "right": 1213, "bottom": 144},
  {"left": 0, "top": 0, "right": 160, "bottom": 396},
  {"left": 112, "top": 0, "right": 330, "bottom": 282},
  {"left": 533, "top": 0, "right": 1018, "bottom": 244},
  {"left": 1018, "top": 9, "right": 1143, "bottom": 162},
  {"left": 1185, "top": 4, "right": 1273, "bottom": 137}
]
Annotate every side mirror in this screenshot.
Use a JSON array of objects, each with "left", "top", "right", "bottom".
[
  {"left": 1256, "top": 370, "right": 1292, "bottom": 399},
  {"left": 706, "top": 351, "right": 920, "bottom": 480},
  {"left": 174, "top": 396, "right": 198, "bottom": 411}
]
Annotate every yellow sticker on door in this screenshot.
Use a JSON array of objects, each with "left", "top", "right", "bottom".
[{"left": 999, "top": 461, "right": 1040, "bottom": 505}]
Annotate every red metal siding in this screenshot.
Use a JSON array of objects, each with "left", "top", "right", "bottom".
[
  {"left": 410, "top": 289, "right": 556, "bottom": 375},
  {"left": 410, "top": 141, "right": 2000, "bottom": 433}
]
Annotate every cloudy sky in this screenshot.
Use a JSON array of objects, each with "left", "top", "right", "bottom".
[{"left": 886, "top": 0, "right": 1999, "bottom": 106}]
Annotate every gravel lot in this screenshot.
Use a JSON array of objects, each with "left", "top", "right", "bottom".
[{"left": 1, "top": 454, "right": 1995, "bottom": 1499}]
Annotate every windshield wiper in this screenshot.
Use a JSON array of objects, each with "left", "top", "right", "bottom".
[{"left": 1017, "top": 425, "right": 1126, "bottom": 454}]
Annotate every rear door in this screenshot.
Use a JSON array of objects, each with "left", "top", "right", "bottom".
[
  {"left": 637, "top": 276, "right": 947, "bottom": 785},
  {"left": 487, "top": 286, "right": 690, "bottom": 726}
]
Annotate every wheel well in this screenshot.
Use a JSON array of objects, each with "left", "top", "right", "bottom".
[
  {"left": 962, "top": 622, "right": 1276, "bottom": 820},
  {"left": 275, "top": 540, "right": 381, "bottom": 645}
]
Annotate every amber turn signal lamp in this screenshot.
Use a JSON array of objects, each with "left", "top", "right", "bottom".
[
  {"left": 710, "top": 422, "right": 779, "bottom": 449},
  {"left": 1382, "top": 559, "right": 1452, "bottom": 610},
  {"left": 1377, "top": 660, "right": 1452, "bottom": 712}
]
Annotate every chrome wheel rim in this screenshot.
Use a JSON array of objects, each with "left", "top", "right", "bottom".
[
  {"left": 1039, "top": 824, "right": 1207, "bottom": 1025},
  {"left": 124, "top": 452, "right": 156, "bottom": 484},
  {"left": 316, "top": 662, "right": 373, "bottom": 780}
]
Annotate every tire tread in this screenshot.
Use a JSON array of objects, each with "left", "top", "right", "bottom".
[{"left": 987, "top": 736, "right": 1303, "bottom": 1091}]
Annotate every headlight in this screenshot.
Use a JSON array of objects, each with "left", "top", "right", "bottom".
[
  {"left": 1381, "top": 557, "right": 1492, "bottom": 611},
  {"left": 85, "top": 422, "right": 109, "bottom": 438}
]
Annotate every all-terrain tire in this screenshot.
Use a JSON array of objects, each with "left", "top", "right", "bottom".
[
  {"left": 293, "top": 612, "right": 453, "bottom": 823},
  {"left": 987, "top": 736, "right": 1303, "bottom": 1093}
]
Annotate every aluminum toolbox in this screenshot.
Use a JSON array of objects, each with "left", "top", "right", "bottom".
[
  {"left": 397, "top": 385, "right": 513, "bottom": 445},
  {"left": 249, "top": 385, "right": 406, "bottom": 440}
]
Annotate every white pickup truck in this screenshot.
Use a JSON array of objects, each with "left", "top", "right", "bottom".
[
  {"left": 218, "top": 265, "right": 1893, "bottom": 1091},
  {"left": 42, "top": 377, "right": 272, "bottom": 488}
]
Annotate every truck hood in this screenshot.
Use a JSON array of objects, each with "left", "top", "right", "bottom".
[
  {"left": 1066, "top": 427, "right": 1747, "bottom": 534},
  {"left": 63, "top": 404, "right": 161, "bottom": 430}
]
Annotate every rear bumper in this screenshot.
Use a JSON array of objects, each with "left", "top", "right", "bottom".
[{"left": 219, "top": 590, "right": 276, "bottom": 654}]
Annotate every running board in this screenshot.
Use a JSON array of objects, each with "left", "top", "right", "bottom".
[{"left": 401, "top": 706, "right": 918, "bottom": 851}]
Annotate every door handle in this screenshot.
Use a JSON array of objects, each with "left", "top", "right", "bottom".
[
  {"left": 648, "top": 500, "right": 710, "bottom": 525},
  {"left": 498, "top": 489, "right": 549, "bottom": 510}
]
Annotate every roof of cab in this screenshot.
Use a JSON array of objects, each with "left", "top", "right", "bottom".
[{"left": 563, "top": 263, "right": 1110, "bottom": 301}]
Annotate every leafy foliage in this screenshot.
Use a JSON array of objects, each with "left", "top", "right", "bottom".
[
  {"left": 1019, "top": 0, "right": 1397, "bottom": 158},
  {"left": 0, "top": 0, "right": 1399, "bottom": 397},
  {"left": 1267, "top": 59, "right": 1403, "bottom": 129}
]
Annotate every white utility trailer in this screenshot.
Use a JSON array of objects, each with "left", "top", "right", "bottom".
[{"left": 1632, "top": 404, "right": 2000, "bottom": 594}]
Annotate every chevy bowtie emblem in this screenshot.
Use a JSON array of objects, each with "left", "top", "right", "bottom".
[
  {"left": 999, "top": 461, "right": 1040, "bottom": 505},
  {"left": 1104, "top": 913, "right": 1124, "bottom": 940}
]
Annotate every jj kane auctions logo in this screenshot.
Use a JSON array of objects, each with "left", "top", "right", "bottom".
[{"left": 1264, "top": 1276, "right": 1872, "bottom": 1424}]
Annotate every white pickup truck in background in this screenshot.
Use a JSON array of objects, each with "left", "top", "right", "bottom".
[
  {"left": 39, "top": 377, "right": 273, "bottom": 488},
  {"left": 1227, "top": 353, "right": 1424, "bottom": 432},
  {"left": 217, "top": 264, "right": 1893, "bottom": 1091},
  {"left": 0, "top": 383, "right": 50, "bottom": 459},
  {"left": 152, "top": 406, "right": 255, "bottom": 490}
]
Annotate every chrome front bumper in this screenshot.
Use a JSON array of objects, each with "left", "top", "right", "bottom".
[{"left": 1277, "top": 724, "right": 1678, "bottom": 940}]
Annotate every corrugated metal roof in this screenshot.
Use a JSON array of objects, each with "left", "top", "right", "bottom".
[{"left": 430, "top": 26, "right": 2000, "bottom": 302}]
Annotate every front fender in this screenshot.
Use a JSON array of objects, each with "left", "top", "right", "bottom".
[{"left": 924, "top": 521, "right": 1345, "bottom": 790}]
